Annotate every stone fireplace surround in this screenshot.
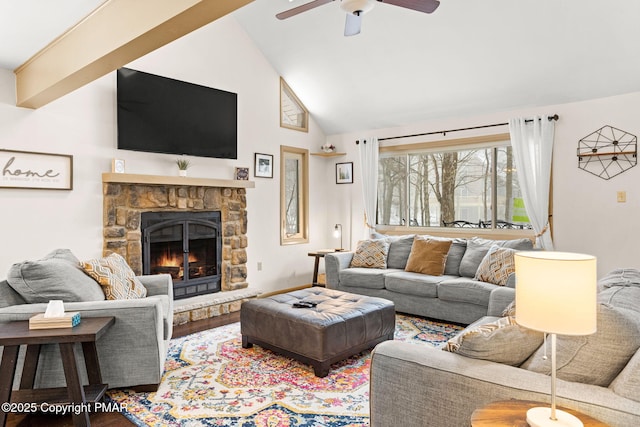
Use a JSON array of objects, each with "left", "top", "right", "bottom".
[{"left": 102, "top": 173, "right": 260, "bottom": 325}]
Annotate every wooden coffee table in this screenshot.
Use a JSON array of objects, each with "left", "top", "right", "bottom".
[
  {"left": 471, "top": 400, "right": 609, "bottom": 426},
  {"left": 0, "top": 316, "right": 115, "bottom": 427}
]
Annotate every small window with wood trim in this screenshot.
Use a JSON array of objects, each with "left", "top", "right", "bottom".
[{"left": 280, "top": 77, "right": 308, "bottom": 132}]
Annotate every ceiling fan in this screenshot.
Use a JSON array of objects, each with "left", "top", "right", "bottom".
[{"left": 276, "top": 0, "right": 440, "bottom": 37}]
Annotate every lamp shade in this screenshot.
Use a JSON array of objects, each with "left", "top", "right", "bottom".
[{"left": 515, "top": 251, "right": 597, "bottom": 336}]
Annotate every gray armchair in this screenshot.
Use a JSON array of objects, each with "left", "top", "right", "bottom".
[{"left": 0, "top": 272, "right": 173, "bottom": 391}]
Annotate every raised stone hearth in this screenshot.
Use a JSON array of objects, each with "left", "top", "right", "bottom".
[
  {"left": 102, "top": 173, "right": 255, "bottom": 295},
  {"left": 172, "top": 288, "right": 261, "bottom": 326}
]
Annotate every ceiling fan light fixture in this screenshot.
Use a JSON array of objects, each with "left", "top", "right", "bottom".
[{"left": 340, "top": 0, "right": 375, "bottom": 15}]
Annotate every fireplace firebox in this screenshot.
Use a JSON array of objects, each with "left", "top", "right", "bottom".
[{"left": 141, "top": 211, "right": 222, "bottom": 299}]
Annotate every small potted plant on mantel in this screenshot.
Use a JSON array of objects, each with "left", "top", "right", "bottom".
[{"left": 176, "top": 158, "right": 191, "bottom": 177}]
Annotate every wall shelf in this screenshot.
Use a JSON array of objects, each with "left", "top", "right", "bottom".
[{"left": 310, "top": 152, "right": 346, "bottom": 157}]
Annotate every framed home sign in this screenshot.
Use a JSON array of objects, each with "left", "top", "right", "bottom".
[{"left": 0, "top": 149, "right": 73, "bottom": 190}]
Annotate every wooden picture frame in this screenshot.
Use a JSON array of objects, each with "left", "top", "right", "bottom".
[
  {"left": 0, "top": 149, "right": 73, "bottom": 190},
  {"left": 254, "top": 153, "right": 273, "bottom": 178},
  {"left": 234, "top": 167, "right": 249, "bottom": 180},
  {"left": 336, "top": 162, "right": 353, "bottom": 184}
]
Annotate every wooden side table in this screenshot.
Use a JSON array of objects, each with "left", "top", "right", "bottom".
[
  {"left": 308, "top": 249, "right": 342, "bottom": 286},
  {"left": 471, "top": 400, "right": 609, "bottom": 427},
  {"left": 0, "top": 316, "right": 115, "bottom": 427}
]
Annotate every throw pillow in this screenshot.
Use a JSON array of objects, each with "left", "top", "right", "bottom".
[
  {"left": 459, "top": 237, "right": 533, "bottom": 278},
  {"left": 521, "top": 304, "right": 640, "bottom": 386},
  {"left": 443, "top": 238, "right": 467, "bottom": 276},
  {"left": 443, "top": 316, "right": 544, "bottom": 366},
  {"left": 404, "top": 237, "right": 452, "bottom": 276},
  {"left": 474, "top": 245, "right": 517, "bottom": 286},
  {"left": 7, "top": 249, "right": 106, "bottom": 303},
  {"left": 385, "top": 235, "right": 416, "bottom": 269},
  {"left": 81, "top": 253, "right": 147, "bottom": 300},
  {"left": 350, "top": 239, "right": 390, "bottom": 269}
]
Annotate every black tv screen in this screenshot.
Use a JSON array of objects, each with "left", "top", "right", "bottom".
[{"left": 117, "top": 67, "right": 237, "bottom": 159}]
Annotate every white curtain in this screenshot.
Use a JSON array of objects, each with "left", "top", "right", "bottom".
[
  {"left": 509, "top": 116, "right": 555, "bottom": 249},
  {"left": 358, "top": 137, "right": 379, "bottom": 237}
]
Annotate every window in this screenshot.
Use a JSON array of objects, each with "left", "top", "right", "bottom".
[
  {"left": 377, "top": 135, "right": 532, "bottom": 231},
  {"left": 280, "top": 145, "right": 309, "bottom": 244},
  {"left": 280, "top": 78, "right": 308, "bottom": 132}
]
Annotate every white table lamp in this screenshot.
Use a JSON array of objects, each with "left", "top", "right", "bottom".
[
  {"left": 514, "top": 251, "right": 597, "bottom": 427},
  {"left": 334, "top": 224, "right": 343, "bottom": 251}
]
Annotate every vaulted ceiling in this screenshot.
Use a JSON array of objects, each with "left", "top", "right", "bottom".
[{"left": 2, "top": 0, "right": 640, "bottom": 135}]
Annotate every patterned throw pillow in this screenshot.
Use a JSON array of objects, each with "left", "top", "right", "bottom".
[
  {"left": 443, "top": 316, "right": 544, "bottom": 366},
  {"left": 474, "top": 245, "right": 516, "bottom": 286},
  {"left": 81, "top": 253, "right": 147, "bottom": 300},
  {"left": 350, "top": 239, "right": 390, "bottom": 269}
]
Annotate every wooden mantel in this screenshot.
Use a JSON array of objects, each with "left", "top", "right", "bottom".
[{"left": 102, "top": 173, "right": 255, "bottom": 189}]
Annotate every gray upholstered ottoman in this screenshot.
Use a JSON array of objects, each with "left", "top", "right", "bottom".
[{"left": 241, "top": 287, "right": 395, "bottom": 377}]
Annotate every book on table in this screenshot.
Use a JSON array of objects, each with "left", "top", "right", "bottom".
[{"left": 29, "top": 312, "right": 81, "bottom": 329}]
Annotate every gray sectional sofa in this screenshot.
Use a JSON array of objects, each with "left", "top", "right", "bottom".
[
  {"left": 325, "top": 235, "right": 533, "bottom": 324},
  {"left": 369, "top": 268, "right": 640, "bottom": 427}
]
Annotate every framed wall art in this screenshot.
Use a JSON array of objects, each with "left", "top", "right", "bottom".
[
  {"left": 235, "top": 167, "right": 249, "bottom": 180},
  {"left": 254, "top": 153, "right": 273, "bottom": 178},
  {"left": 336, "top": 162, "right": 353, "bottom": 184},
  {"left": 0, "top": 149, "right": 73, "bottom": 190}
]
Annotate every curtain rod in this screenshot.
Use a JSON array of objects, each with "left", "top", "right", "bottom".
[{"left": 357, "top": 114, "right": 559, "bottom": 143}]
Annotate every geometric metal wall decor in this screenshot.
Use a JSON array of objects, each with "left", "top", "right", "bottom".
[{"left": 577, "top": 125, "right": 637, "bottom": 180}]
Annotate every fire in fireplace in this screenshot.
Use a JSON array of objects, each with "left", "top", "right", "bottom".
[{"left": 141, "top": 211, "right": 222, "bottom": 299}]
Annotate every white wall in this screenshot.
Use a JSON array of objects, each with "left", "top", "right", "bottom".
[
  {"left": 0, "top": 15, "right": 333, "bottom": 294},
  {"left": 327, "top": 91, "right": 640, "bottom": 277}
]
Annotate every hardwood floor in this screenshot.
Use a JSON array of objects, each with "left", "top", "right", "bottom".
[{"left": 6, "top": 312, "right": 240, "bottom": 427}]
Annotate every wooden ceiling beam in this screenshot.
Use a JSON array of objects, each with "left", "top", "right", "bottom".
[{"left": 14, "top": 0, "right": 253, "bottom": 109}]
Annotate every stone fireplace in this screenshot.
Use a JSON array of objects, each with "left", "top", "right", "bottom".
[{"left": 102, "top": 173, "right": 253, "bottom": 299}]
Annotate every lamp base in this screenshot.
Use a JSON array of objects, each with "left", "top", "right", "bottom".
[{"left": 526, "top": 407, "right": 584, "bottom": 427}]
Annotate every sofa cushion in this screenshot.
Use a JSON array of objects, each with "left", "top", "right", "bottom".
[
  {"left": 405, "top": 237, "right": 452, "bottom": 276},
  {"left": 437, "top": 278, "right": 498, "bottom": 306},
  {"left": 597, "top": 275, "right": 640, "bottom": 313},
  {"left": 459, "top": 237, "right": 533, "bottom": 278},
  {"left": 7, "top": 249, "right": 106, "bottom": 303},
  {"left": 385, "top": 235, "right": 415, "bottom": 269},
  {"left": 0, "top": 280, "right": 27, "bottom": 308},
  {"left": 350, "top": 239, "right": 390, "bottom": 269},
  {"left": 384, "top": 271, "right": 449, "bottom": 298},
  {"left": 610, "top": 350, "right": 640, "bottom": 402},
  {"left": 521, "top": 304, "right": 640, "bottom": 386},
  {"left": 443, "top": 315, "right": 544, "bottom": 366},
  {"left": 444, "top": 238, "right": 467, "bottom": 276},
  {"left": 340, "top": 268, "right": 394, "bottom": 290},
  {"left": 474, "top": 245, "right": 517, "bottom": 286},
  {"left": 81, "top": 253, "right": 148, "bottom": 300}
]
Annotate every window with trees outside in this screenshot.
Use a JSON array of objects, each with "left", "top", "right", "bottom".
[{"left": 377, "top": 136, "right": 532, "bottom": 231}]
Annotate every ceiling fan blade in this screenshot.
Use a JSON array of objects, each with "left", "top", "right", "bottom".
[
  {"left": 276, "top": 0, "right": 335, "bottom": 20},
  {"left": 379, "top": 0, "right": 440, "bottom": 14},
  {"left": 344, "top": 12, "right": 362, "bottom": 36}
]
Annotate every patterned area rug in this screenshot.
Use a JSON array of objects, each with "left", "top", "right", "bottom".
[{"left": 107, "top": 314, "right": 463, "bottom": 427}]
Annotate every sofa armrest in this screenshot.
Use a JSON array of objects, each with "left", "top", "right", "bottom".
[
  {"left": 138, "top": 274, "right": 173, "bottom": 298},
  {"left": 487, "top": 286, "right": 515, "bottom": 317},
  {"left": 324, "top": 252, "right": 354, "bottom": 289},
  {"left": 370, "top": 341, "right": 640, "bottom": 427}
]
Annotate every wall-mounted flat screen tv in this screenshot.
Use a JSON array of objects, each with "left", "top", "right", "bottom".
[{"left": 117, "top": 67, "right": 237, "bottom": 159}]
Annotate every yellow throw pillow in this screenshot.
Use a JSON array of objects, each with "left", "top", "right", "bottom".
[
  {"left": 474, "top": 245, "right": 516, "bottom": 286},
  {"left": 81, "top": 253, "right": 147, "bottom": 300},
  {"left": 404, "top": 237, "right": 452, "bottom": 276},
  {"left": 350, "top": 239, "right": 390, "bottom": 268}
]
